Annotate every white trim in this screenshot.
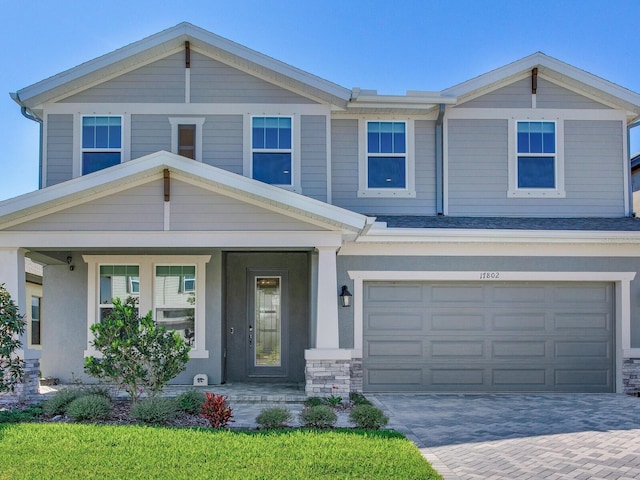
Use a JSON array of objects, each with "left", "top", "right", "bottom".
[
  {"left": 185, "top": 68, "right": 190, "bottom": 103},
  {"left": 347, "top": 269, "right": 635, "bottom": 393},
  {"left": 83, "top": 255, "right": 211, "bottom": 358},
  {"left": 0, "top": 231, "right": 345, "bottom": 248},
  {"left": 623, "top": 124, "right": 630, "bottom": 216},
  {"left": 25, "top": 283, "right": 43, "bottom": 351},
  {"left": 163, "top": 201, "right": 170, "bottom": 231},
  {"left": 304, "top": 348, "right": 352, "bottom": 360},
  {"left": 246, "top": 115, "right": 301, "bottom": 192},
  {"left": 326, "top": 114, "right": 332, "bottom": 204},
  {"left": 508, "top": 119, "right": 566, "bottom": 198},
  {"left": 168, "top": 117, "right": 205, "bottom": 161},
  {"left": 357, "top": 118, "right": 416, "bottom": 198},
  {"left": 73, "top": 113, "right": 130, "bottom": 178},
  {"left": 42, "top": 114, "right": 49, "bottom": 188}
]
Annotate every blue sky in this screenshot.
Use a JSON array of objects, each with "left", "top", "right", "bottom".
[{"left": 1, "top": 0, "right": 639, "bottom": 200}]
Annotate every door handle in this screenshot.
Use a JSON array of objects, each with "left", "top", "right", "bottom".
[{"left": 248, "top": 325, "right": 253, "bottom": 346}]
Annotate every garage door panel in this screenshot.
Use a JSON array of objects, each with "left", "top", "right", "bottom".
[
  {"left": 363, "top": 281, "right": 614, "bottom": 393},
  {"left": 365, "top": 284, "right": 423, "bottom": 302},
  {"left": 492, "top": 341, "right": 546, "bottom": 357}
]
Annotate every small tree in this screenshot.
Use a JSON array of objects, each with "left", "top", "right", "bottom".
[
  {"left": 0, "top": 284, "right": 26, "bottom": 393},
  {"left": 84, "top": 297, "right": 190, "bottom": 403}
]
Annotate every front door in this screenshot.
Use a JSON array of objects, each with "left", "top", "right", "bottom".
[{"left": 225, "top": 252, "right": 308, "bottom": 383}]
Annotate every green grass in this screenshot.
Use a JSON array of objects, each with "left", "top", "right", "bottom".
[{"left": 0, "top": 423, "right": 441, "bottom": 479}]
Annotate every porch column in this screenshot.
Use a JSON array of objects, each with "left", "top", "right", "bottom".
[
  {"left": 305, "top": 246, "right": 351, "bottom": 397},
  {"left": 315, "top": 246, "right": 339, "bottom": 349},
  {"left": 0, "top": 248, "right": 40, "bottom": 400}
]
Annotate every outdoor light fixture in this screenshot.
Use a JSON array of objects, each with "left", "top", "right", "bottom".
[{"left": 340, "top": 285, "right": 352, "bottom": 307}]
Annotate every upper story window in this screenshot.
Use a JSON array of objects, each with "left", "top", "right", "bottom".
[
  {"left": 508, "top": 120, "right": 565, "bottom": 198},
  {"left": 169, "top": 117, "right": 205, "bottom": 161},
  {"left": 358, "top": 119, "right": 416, "bottom": 197},
  {"left": 252, "top": 116, "right": 292, "bottom": 186},
  {"left": 82, "top": 116, "right": 122, "bottom": 174}
]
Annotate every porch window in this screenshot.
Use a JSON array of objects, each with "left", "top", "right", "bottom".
[
  {"left": 155, "top": 265, "right": 196, "bottom": 348},
  {"left": 99, "top": 265, "right": 139, "bottom": 321}
]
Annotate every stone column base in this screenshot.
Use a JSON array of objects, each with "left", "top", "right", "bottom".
[
  {"left": 350, "top": 358, "right": 363, "bottom": 393},
  {"left": 304, "top": 349, "right": 352, "bottom": 397},
  {"left": 0, "top": 358, "right": 40, "bottom": 405},
  {"left": 623, "top": 358, "right": 640, "bottom": 394}
]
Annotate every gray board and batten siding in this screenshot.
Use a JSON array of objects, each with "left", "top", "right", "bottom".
[{"left": 447, "top": 119, "right": 624, "bottom": 216}]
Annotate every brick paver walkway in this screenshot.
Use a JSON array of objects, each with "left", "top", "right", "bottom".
[{"left": 371, "top": 394, "right": 640, "bottom": 480}]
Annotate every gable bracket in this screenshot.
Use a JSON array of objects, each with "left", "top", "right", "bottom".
[
  {"left": 531, "top": 67, "right": 538, "bottom": 94},
  {"left": 185, "top": 41, "right": 190, "bottom": 68},
  {"left": 164, "top": 168, "right": 170, "bottom": 201}
]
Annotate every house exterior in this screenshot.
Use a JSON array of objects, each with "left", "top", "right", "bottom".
[{"left": 3, "top": 22, "right": 640, "bottom": 397}]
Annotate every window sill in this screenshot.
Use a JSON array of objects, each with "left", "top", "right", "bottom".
[
  {"left": 508, "top": 189, "right": 566, "bottom": 198},
  {"left": 358, "top": 189, "right": 416, "bottom": 198}
]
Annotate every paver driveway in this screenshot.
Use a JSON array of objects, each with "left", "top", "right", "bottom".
[{"left": 371, "top": 394, "right": 640, "bottom": 480}]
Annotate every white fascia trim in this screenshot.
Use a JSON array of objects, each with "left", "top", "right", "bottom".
[
  {"left": 347, "top": 270, "right": 636, "bottom": 370},
  {"left": 0, "top": 231, "right": 345, "bottom": 249},
  {"left": 83, "top": 254, "right": 211, "bottom": 358}
]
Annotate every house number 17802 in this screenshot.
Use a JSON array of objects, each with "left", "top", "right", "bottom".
[{"left": 479, "top": 272, "right": 500, "bottom": 279}]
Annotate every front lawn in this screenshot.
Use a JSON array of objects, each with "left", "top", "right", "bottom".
[{"left": 0, "top": 423, "right": 441, "bottom": 479}]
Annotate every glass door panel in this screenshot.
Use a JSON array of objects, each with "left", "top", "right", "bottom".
[{"left": 254, "top": 276, "right": 281, "bottom": 367}]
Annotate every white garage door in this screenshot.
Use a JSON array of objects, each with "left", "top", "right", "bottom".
[{"left": 363, "top": 281, "right": 614, "bottom": 393}]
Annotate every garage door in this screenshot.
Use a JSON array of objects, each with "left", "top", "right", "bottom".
[{"left": 363, "top": 281, "right": 614, "bottom": 393}]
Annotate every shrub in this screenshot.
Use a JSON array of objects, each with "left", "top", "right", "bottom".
[
  {"left": 66, "top": 394, "right": 112, "bottom": 422},
  {"left": 299, "top": 405, "right": 337, "bottom": 429},
  {"left": 175, "top": 389, "right": 206, "bottom": 415},
  {"left": 130, "top": 397, "right": 178, "bottom": 425},
  {"left": 0, "top": 405, "right": 42, "bottom": 423},
  {"left": 201, "top": 392, "right": 234, "bottom": 428},
  {"left": 84, "top": 298, "right": 190, "bottom": 403},
  {"left": 349, "top": 404, "right": 389, "bottom": 430},
  {"left": 349, "top": 392, "right": 372, "bottom": 406},
  {"left": 0, "top": 284, "right": 26, "bottom": 393},
  {"left": 42, "top": 388, "right": 85, "bottom": 416},
  {"left": 255, "top": 406, "right": 292, "bottom": 429}
]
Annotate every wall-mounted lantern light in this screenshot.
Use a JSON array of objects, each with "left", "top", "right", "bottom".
[{"left": 340, "top": 285, "right": 352, "bottom": 307}]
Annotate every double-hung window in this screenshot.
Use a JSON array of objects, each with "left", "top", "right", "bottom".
[
  {"left": 82, "top": 116, "right": 122, "bottom": 174},
  {"left": 358, "top": 119, "right": 415, "bottom": 197},
  {"left": 251, "top": 116, "right": 292, "bottom": 186},
  {"left": 98, "top": 265, "right": 140, "bottom": 321},
  {"left": 155, "top": 265, "right": 196, "bottom": 348},
  {"left": 509, "top": 120, "right": 565, "bottom": 197}
]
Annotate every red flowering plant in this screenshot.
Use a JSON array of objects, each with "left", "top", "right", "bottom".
[{"left": 200, "top": 392, "right": 234, "bottom": 428}]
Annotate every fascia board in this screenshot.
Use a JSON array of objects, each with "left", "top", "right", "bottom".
[
  {"left": 0, "top": 151, "right": 367, "bottom": 233},
  {"left": 359, "top": 227, "right": 640, "bottom": 244},
  {"left": 14, "top": 22, "right": 351, "bottom": 108}
]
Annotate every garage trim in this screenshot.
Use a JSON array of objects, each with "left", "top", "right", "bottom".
[{"left": 348, "top": 270, "right": 636, "bottom": 393}]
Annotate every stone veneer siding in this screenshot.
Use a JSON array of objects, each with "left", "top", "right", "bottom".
[
  {"left": 0, "top": 359, "right": 40, "bottom": 405},
  {"left": 350, "top": 358, "right": 363, "bottom": 393},
  {"left": 305, "top": 359, "right": 351, "bottom": 396},
  {"left": 623, "top": 358, "right": 640, "bottom": 393}
]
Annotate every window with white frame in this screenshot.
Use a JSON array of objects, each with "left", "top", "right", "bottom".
[
  {"left": 84, "top": 256, "right": 210, "bottom": 358},
  {"left": 82, "top": 116, "right": 122, "bottom": 174},
  {"left": 358, "top": 119, "right": 415, "bottom": 197},
  {"left": 509, "top": 120, "right": 565, "bottom": 197},
  {"left": 169, "top": 117, "right": 205, "bottom": 161},
  {"left": 30, "top": 295, "right": 42, "bottom": 347},
  {"left": 251, "top": 116, "right": 293, "bottom": 185}
]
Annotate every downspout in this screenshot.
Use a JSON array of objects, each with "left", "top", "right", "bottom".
[
  {"left": 435, "top": 103, "right": 446, "bottom": 215},
  {"left": 12, "top": 92, "right": 44, "bottom": 189},
  {"left": 628, "top": 117, "right": 640, "bottom": 216}
]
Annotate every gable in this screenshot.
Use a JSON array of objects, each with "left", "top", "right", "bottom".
[
  {"left": 59, "top": 51, "right": 317, "bottom": 105},
  {"left": 5, "top": 178, "right": 328, "bottom": 232},
  {"left": 457, "top": 77, "right": 612, "bottom": 109}
]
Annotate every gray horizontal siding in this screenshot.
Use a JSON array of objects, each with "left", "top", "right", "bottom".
[
  {"left": 190, "top": 52, "right": 316, "bottom": 104},
  {"left": 202, "top": 115, "right": 243, "bottom": 174},
  {"left": 331, "top": 119, "right": 436, "bottom": 215},
  {"left": 46, "top": 114, "right": 73, "bottom": 186},
  {"left": 447, "top": 119, "right": 624, "bottom": 216},
  {"left": 131, "top": 115, "right": 171, "bottom": 159},
  {"left": 169, "top": 180, "right": 324, "bottom": 231},
  {"left": 10, "top": 181, "right": 164, "bottom": 231},
  {"left": 458, "top": 78, "right": 610, "bottom": 109},
  {"left": 61, "top": 52, "right": 185, "bottom": 103},
  {"left": 301, "top": 115, "right": 327, "bottom": 202}
]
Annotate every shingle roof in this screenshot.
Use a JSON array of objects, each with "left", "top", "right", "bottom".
[{"left": 374, "top": 216, "right": 640, "bottom": 231}]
